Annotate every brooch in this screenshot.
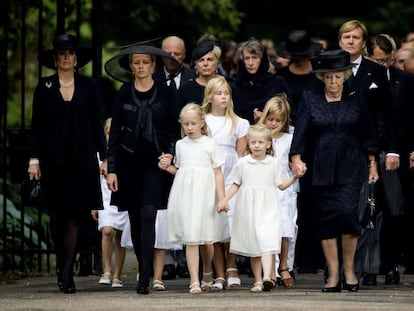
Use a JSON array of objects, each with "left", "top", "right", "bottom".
[{"left": 45, "top": 81, "right": 52, "bottom": 88}]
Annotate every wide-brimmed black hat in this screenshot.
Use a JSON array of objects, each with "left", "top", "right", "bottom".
[
  {"left": 312, "top": 50, "right": 353, "bottom": 73},
  {"left": 104, "top": 42, "right": 178, "bottom": 83},
  {"left": 38, "top": 33, "right": 93, "bottom": 69},
  {"left": 276, "top": 30, "right": 322, "bottom": 59}
]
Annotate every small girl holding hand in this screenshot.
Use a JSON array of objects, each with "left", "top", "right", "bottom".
[
  {"left": 159, "top": 103, "right": 226, "bottom": 294},
  {"left": 217, "top": 124, "right": 303, "bottom": 292},
  {"left": 258, "top": 95, "right": 299, "bottom": 289}
]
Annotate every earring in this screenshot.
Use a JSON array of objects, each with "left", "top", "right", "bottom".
[{"left": 54, "top": 62, "right": 57, "bottom": 67}]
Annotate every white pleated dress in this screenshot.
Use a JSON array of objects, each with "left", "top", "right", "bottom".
[
  {"left": 167, "top": 135, "right": 225, "bottom": 245},
  {"left": 229, "top": 154, "right": 285, "bottom": 257},
  {"left": 205, "top": 114, "right": 249, "bottom": 241}
]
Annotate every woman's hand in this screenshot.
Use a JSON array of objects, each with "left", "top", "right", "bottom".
[
  {"left": 158, "top": 153, "right": 172, "bottom": 170},
  {"left": 91, "top": 210, "right": 99, "bottom": 221},
  {"left": 368, "top": 163, "right": 379, "bottom": 182},
  {"left": 290, "top": 155, "right": 307, "bottom": 177},
  {"left": 28, "top": 158, "right": 41, "bottom": 180},
  {"left": 106, "top": 173, "right": 118, "bottom": 192},
  {"left": 100, "top": 159, "right": 108, "bottom": 176}
]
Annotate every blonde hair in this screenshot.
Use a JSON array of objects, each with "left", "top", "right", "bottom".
[
  {"left": 201, "top": 76, "right": 237, "bottom": 136},
  {"left": 246, "top": 124, "right": 273, "bottom": 156},
  {"left": 257, "top": 94, "right": 291, "bottom": 134},
  {"left": 179, "top": 103, "right": 208, "bottom": 137}
]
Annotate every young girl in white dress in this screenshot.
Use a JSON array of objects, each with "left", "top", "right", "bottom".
[
  {"left": 217, "top": 124, "right": 302, "bottom": 292},
  {"left": 201, "top": 76, "right": 249, "bottom": 290},
  {"left": 93, "top": 118, "right": 132, "bottom": 288},
  {"left": 158, "top": 103, "right": 226, "bottom": 294},
  {"left": 258, "top": 95, "right": 299, "bottom": 289}
]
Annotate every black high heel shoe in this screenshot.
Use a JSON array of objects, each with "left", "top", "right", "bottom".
[
  {"left": 322, "top": 280, "right": 341, "bottom": 292},
  {"left": 343, "top": 281, "right": 359, "bottom": 292},
  {"left": 62, "top": 275, "right": 76, "bottom": 294}
]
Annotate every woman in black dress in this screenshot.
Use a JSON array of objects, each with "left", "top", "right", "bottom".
[
  {"left": 289, "top": 50, "right": 379, "bottom": 292},
  {"left": 104, "top": 43, "right": 180, "bottom": 294},
  {"left": 28, "top": 34, "right": 107, "bottom": 294}
]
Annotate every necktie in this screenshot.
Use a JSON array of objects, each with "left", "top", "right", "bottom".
[
  {"left": 169, "top": 75, "right": 177, "bottom": 90},
  {"left": 351, "top": 62, "right": 358, "bottom": 76}
]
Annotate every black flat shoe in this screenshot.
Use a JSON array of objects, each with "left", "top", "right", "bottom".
[
  {"left": 136, "top": 286, "right": 149, "bottom": 295},
  {"left": 63, "top": 286, "right": 76, "bottom": 294},
  {"left": 343, "top": 282, "right": 359, "bottom": 292},
  {"left": 322, "top": 281, "right": 341, "bottom": 293}
]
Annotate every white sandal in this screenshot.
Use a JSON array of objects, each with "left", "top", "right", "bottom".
[
  {"left": 211, "top": 277, "right": 225, "bottom": 290},
  {"left": 201, "top": 272, "right": 213, "bottom": 291},
  {"left": 98, "top": 272, "right": 112, "bottom": 285},
  {"left": 226, "top": 268, "right": 241, "bottom": 288},
  {"left": 152, "top": 279, "right": 166, "bottom": 291}
]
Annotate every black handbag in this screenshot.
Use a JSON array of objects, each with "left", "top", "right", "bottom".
[
  {"left": 21, "top": 179, "right": 44, "bottom": 207},
  {"left": 362, "top": 181, "right": 376, "bottom": 230}
]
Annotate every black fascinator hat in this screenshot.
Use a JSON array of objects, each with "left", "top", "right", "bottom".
[
  {"left": 104, "top": 41, "right": 178, "bottom": 83},
  {"left": 38, "top": 33, "right": 93, "bottom": 69}
]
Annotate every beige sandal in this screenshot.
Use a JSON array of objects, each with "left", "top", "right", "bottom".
[
  {"left": 189, "top": 282, "right": 202, "bottom": 294},
  {"left": 250, "top": 282, "right": 263, "bottom": 293},
  {"left": 152, "top": 279, "right": 165, "bottom": 291}
]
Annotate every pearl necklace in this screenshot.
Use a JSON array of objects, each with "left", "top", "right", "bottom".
[{"left": 59, "top": 78, "right": 74, "bottom": 88}]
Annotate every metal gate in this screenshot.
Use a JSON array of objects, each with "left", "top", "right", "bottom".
[{"left": 0, "top": 0, "right": 104, "bottom": 274}]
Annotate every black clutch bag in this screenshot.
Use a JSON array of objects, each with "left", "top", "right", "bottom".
[
  {"left": 362, "top": 181, "right": 376, "bottom": 230},
  {"left": 21, "top": 179, "right": 44, "bottom": 207}
]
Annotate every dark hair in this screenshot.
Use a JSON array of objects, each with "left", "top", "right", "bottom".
[{"left": 367, "top": 34, "right": 396, "bottom": 56}]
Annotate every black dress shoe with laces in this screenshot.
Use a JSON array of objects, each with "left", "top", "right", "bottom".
[{"left": 385, "top": 267, "right": 400, "bottom": 285}]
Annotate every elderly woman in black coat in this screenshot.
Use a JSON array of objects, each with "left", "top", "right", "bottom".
[
  {"left": 289, "top": 50, "right": 379, "bottom": 293},
  {"left": 28, "top": 34, "right": 107, "bottom": 294}
]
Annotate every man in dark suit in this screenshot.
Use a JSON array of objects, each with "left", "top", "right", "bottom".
[
  {"left": 338, "top": 20, "right": 397, "bottom": 286},
  {"left": 153, "top": 35, "right": 196, "bottom": 93},
  {"left": 367, "top": 34, "right": 414, "bottom": 284},
  {"left": 153, "top": 35, "right": 196, "bottom": 281}
]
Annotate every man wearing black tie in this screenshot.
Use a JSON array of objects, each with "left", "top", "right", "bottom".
[
  {"left": 153, "top": 36, "right": 196, "bottom": 93},
  {"left": 152, "top": 35, "right": 196, "bottom": 284},
  {"left": 338, "top": 20, "right": 397, "bottom": 287}
]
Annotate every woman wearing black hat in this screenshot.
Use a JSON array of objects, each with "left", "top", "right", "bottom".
[
  {"left": 176, "top": 40, "right": 222, "bottom": 110},
  {"left": 104, "top": 43, "right": 180, "bottom": 294},
  {"left": 289, "top": 50, "right": 380, "bottom": 292},
  {"left": 28, "top": 33, "right": 107, "bottom": 294}
]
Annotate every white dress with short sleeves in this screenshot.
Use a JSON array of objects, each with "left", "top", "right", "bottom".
[
  {"left": 167, "top": 135, "right": 225, "bottom": 245},
  {"left": 229, "top": 154, "right": 285, "bottom": 257},
  {"left": 205, "top": 114, "right": 249, "bottom": 240}
]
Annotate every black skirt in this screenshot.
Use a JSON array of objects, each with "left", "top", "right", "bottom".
[{"left": 313, "top": 182, "right": 362, "bottom": 240}]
